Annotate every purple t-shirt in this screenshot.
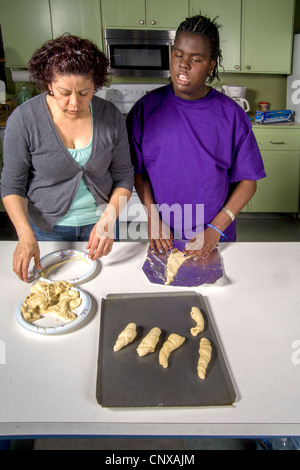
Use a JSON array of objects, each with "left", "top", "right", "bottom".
[{"left": 127, "top": 85, "right": 266, "bottom": 241}]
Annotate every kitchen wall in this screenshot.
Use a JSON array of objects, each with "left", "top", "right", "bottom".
[
  {"left": 108, "top": 73, "right": 288, "bottom": 114},
  {"left": 107, "top": 0, "right": 300, "bottom": 113},
  {"left": 4, "top": 0, "right": 300, "bottom": 112},
  {"left": 213, "top": 74, "right": 288, "bottom": 112}
]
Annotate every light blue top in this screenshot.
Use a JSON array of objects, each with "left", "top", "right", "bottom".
[
  {"left": 57, "top": 105, "right": 100, "bottom": 227},
  {"left": 1, "top": 94, "right": 134, "bottom": 232}
]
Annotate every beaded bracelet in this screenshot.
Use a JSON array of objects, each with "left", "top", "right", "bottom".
[{"left": 207, "top": 224, "right": 227, "bottom": 241}]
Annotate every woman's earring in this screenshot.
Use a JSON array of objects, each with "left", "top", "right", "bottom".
[{"left": 49, "top": 90, "right": 54, "bottom": 96}]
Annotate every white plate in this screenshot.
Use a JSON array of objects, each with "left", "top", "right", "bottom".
[
  {"left": 32, "top": 249, "right": 97, "bottom": 284},
  {"left": 15, "top": 284, "right": 92, "bottom": 335}
]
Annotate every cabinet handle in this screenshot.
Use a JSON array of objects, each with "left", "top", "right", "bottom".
[
  {"left": 234, "top": 65, "right": 240, "bottom": 70},
  {"left": 245, "top": 65, "right": 251, "bottom": 70},
  {"left": 150, "top": 20, "right": 156, "bottom": 25},
  {"left": 139, "top": 20, "right": 145, "bottom": 25},
  {"left": 270, "top": 141, "right": 286, "bottom": 145}
]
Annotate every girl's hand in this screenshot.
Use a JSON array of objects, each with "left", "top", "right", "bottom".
[
  {"left": 184, "top": 225, "right": 221, "bottom": 260},
  {"left": 148, "top": 216, "right": 173, "bottom": 254}
]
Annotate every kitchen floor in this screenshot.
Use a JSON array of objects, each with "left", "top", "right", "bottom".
[{"left": 1, "top": 211, "right": 300, "bottom": 451}]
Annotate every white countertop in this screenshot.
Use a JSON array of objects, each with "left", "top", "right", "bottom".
[{"left": 0, "top": 240, "right": 300, "bottom": 438}]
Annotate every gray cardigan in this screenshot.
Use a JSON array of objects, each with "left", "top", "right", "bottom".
[{"left": 0, "top": 93, "right": 134, "bottom": 231}]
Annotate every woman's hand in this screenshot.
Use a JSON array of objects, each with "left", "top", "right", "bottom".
[
  {"left": 184, "top": 225, "right": 221, "bottom": 260},
  {"left": 13, "top": 234, "right": 42, "bottom": 282},
  {"left": 2, "top": 195, "right": 42, "bottom": 281},
  {"left": 86, "top": 189, "right": 131, "bottom": 260},
  {"left": 86, "top": 210, "right": 115, "bottom": 260}
]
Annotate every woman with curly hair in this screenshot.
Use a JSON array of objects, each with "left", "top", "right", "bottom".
[
  {"left": 1, "top": 35, "right": 134, "bottom": 282},
  {"left": 127, "top": 14, "right": 265, "bottom": 258}
]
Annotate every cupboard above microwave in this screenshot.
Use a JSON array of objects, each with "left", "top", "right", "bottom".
[{"left": 104, "top": 29, "right": 175, "bottom": 77}]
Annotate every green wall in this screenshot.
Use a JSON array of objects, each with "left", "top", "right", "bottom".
[
  {"left": 6, "top": 0, "right": 300, "bottom": 111},
  {"left": 213, "top": 73, "right": 287, "bottom": 113}
]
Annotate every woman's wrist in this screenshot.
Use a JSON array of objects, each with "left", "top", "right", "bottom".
[{"left": 16, "top": 221, "right": 35, "bottom": 240}]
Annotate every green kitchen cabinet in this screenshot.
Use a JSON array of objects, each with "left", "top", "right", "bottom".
[
  {"left": 101, "top": 0, "right": 188, "bottom": 29},
  {"left": 0, "top": 0, "right": 103, "bottom": 67},
  {"left": 0, "top": 0, "right": 52, "bottom": 67},
  {"left": 101, "top": 0, "right": 146, "bottom": 28},
  {"left": 250, "top": 127, "right": 300, "bottom": 213},
  {"left": 190, "top": 0, "right": 295, "bottom": 74},
  {"left": 51, "top": 0, "right": 103, "bottom": 48},
  {"left": 242, "top": 0, "right": 295, "bottom": 74},
  {"left": 146, "top": 0, "right": 188, "bottom": 29},
  {"left": 189, "top": 0, "right": 241, "bottom": 74}
]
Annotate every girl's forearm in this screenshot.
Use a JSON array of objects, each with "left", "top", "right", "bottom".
[{"left": 210, "top": 180, "right": 257, "bottom": 232}]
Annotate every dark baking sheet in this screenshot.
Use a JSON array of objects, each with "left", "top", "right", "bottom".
[{"left": 96, "top": 292, "right": 236, "bottom": 408}]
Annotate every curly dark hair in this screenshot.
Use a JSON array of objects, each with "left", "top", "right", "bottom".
[
  {"left": 28, "top": 34, "right": 109, "bottom": 91},
  {"left": 175, "top": 14, "right": 223, "bottom": 83}
]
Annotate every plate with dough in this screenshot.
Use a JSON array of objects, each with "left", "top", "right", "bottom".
[
  {"left": 142, "top": 241, "right": 223, "bottom": 287},
  {"left": 32, "top": 249, "right": 97, "bottom": 284},
  {"left": 15, "top": 280, "right": 92, "bottom": 335}
]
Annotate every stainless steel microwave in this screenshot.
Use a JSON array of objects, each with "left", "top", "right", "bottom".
[{"left": 104, "top": 29, "right": 175, "bottom": 77}]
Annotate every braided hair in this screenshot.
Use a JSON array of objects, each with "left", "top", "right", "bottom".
[{"left": 174, "top": 14, "right": 223, "bottom": 83}]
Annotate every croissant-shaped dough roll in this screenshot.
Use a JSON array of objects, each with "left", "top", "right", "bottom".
[
  {"left": 190, "top": 306, "right": 205, "bottom": 336},
  {"left": 197, "top": 337, "right": 212, "bottom": 379},
  {"left": 165, "top": 249, "right": 194, "bottom": 285},
  {"left": 159, "top": 333, "right": 185, "bottom": 368},
  {"left": 136, "top": 327, "right": 161, "bottom": 357},
  {"left": 113, "top": 323, "right": 137, "bottom": 352}
]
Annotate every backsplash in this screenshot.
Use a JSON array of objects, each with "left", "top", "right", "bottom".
[
  {"left": 109, "top": 73, "right": 288, "bottom": 113},
  {"left": 7, "top": 71, "right": 287, "bottom": 115},
  {"left": 213, "top": 73, "right": 288, "bottom": 112}
]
